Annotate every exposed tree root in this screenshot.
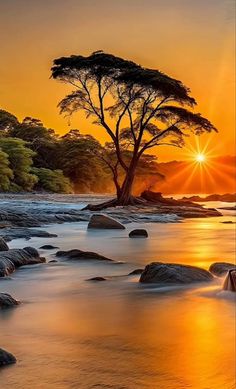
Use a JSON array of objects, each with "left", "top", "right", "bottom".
[{"left": 82, "top": 196, "right": 147, "bottom": 211}]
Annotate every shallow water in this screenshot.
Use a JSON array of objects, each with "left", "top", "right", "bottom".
[{"left": 0, "top": 202, "right": 235, "bottom": 389}]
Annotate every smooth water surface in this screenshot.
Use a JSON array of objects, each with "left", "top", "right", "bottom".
[{"left": 0, "top": 202, "right": 235, "bottom": 389}]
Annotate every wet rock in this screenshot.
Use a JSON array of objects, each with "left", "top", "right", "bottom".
[
  {"left": 48, "top": 260, "right": 58, "bottom": 263},
  {"left": 139, "top": 262, "right": 213, "bottom": 284},
  {"left": 0, "top": 248, "right": 45, "bottom": 277},
  {"left": 56, "top": 249, "right": 113, "bottom": 262},
  {"left": 209, "top": 262, "right": 236, "bottom": 277},
  {"left": 86, "top": 277, "right": 107, "bottom": 281},
  {"left": 0, "top": 348, "right": 16, "bottom": 367},
  {"left": 221, "top": 221, "right": 235, "bottom": 224},
  {"left": 128, "top": 268, "right": 144, "bottom": 275},
  {"left": 0, "top": 228, "right": 57, "bottom": 242},
  {"left": 0, "top": 238, "right": 9, "bottom": 252},
  {"left": 39, "top": 245, "right": 58, "bottom": 250},
  {"left": 88, "top": 214, "right": 125, "bottom": 229},
  {"left": 129, "top": 229, "right": 148, "bottom": 238},
  {"left": 0, "top": 293, "right": 19, "bottom": 309},
  {"left": 223, "top": 270, "right": 236, "bottom": 292}
]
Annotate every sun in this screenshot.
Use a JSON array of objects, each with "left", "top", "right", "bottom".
[{"left": 196, "top": 153, "right": 206, "bottom": 163}]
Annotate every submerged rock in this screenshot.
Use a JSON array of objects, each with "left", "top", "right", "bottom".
[
  {"left": 48, "top": 259, "right": 58, "bottom": 263},
  {"left": 56, "top": 249, "right": 113, "bottom": 262},
  {"left": 0, "top": 238, "right": 9, "bottom": 252},
  {"left": 128, "top": 268, "right": 144, "bottom": 275},
  {"left": 223, "top": 270, "right": 236, "bottom": 292},
  {"left": 88, "top": 214, "right": 125, "bottom": 229},
  {"left": 0, "top": 293, "right": 19, "bottom": 309},
  {"left": 0, "top": 348, "right": 16, "bottom": 367},
  {"left": 86, "top": 276, "right": 107, "bottom": 281},
  {"left": 209, "top": 262, "right": 236, "bottom": 277},
  {"left": 0, "top": 248, "right": 45, "bottom": 277},
  {"left": 0, "top": 228, "right": 57, "bottom": 242},
  {"left": 129, "top": 229, "right": 148, "bottom": 238},
  {"left": 139, "top": 262, "right": 213, "bottom": 284},
  {"left": 39, "top": 245, "right": 58, "bottom": 250}
]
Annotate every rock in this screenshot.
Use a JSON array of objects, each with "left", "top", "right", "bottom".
[
  {"left": 209, "top": 262, "right": 236, "bottom": 277},
  {"left": 182, "top": 193, "right": 236, "bottom": 203},
  {"left": 0, "top": 348, "right": 16, "bottom": 367},
  {"left": 129, "top": 229, "right": 148, "bottom": 238},
  {"left": 0, "top": 248, "right": 45, "bottom": 277},
  {"left": 221, "top": 221, "right": 235, "bottom": 224},
  {"left": 0, "top": 293, "right": 19, "bottom": 309},
  {"left": 39, "top": 245, "right": 58, "bottom": 250},
  {"left": 88, "top": 214, "right": 125, "bottom": 230},
  {"left": 56, "top": 249, "right": 113, "bottom": 262},
  {"left": 86, "top": 277, "right": 107, "bottom": 281},
  {"left": 48, "top": 260, "right": 58, "bottom": 263},
  {"left": 128, "top": 268, "right": 144, "bottom": 275},
  {"left": 139, "top": 262, "right": 213, "bottom": 284},
  {"left": 0, "top": 228, "right": 57, "bottom": 242},
  {"left": 223, "top": 270, "right": 236, "bottom": 292},
  {"left": 0, "top": 238, "right": 9, "bottom": 252}
]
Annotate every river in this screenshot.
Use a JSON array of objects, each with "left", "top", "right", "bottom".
[{"left": 0, "top": 200, "right": 235, "bottom": 389}]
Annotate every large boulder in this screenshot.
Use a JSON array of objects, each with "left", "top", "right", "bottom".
[
  {"left": 56, "top": 249, "right": 113, "bottom": 262},
  {"left": 0, "top": 247, "right": 45, "bottom": 277},
  {"left": 0, "top": 238, "right": 9, "bottom": 252},
  {"left": 0, "top": 348, "right": 16, "bottom": 367},
  {"left": 88, "top": 214, "right": 125, "bottom": 230},
  {"left": 209, "top": 262, "right": 236, "bottom": 277},
  {"left": 139, "top": 262, "right": 213, "bottom": 284},
  {"left": 0, "top": 293, "right": 19, "bottom": 309},
  {"left": 129, "top": 229, "right": 148, "bottom": 238}
]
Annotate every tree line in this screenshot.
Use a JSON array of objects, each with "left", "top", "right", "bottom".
[{"left": 0, "top": 109, "right": 163, "bottom": 193}]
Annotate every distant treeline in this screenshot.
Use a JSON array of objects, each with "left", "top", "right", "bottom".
[{"left": 0, "top": 109, "right": 164, "bottom": 194}]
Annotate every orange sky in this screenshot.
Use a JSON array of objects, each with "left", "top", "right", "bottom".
[{"left": 0, "top": 0, "right": 235, "bottom": 162}]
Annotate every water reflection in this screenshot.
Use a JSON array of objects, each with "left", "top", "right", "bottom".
[{"left": 0, "top": 211, "right": 235, "bottom": 388}]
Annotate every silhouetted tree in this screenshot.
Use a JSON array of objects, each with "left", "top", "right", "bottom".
[{"left": 51, "top": 51, "right": 217, "bottom": 208}]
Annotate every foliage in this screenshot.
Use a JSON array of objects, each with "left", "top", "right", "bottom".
[
  {"left": 0, "top": 149, "right": 13, "bottom": 190},
  {"left": 32, "top": 168, "right": 73, "bottom": 193},
  {"left": 0, "top": 138, "right": 38, "bottom": 191}
]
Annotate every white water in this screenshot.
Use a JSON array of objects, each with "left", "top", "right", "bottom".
[{"left": 0, "top": 201, "right": 235, "bottom": 389}]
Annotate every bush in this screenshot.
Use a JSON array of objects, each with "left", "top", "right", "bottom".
[{"left": 32, "top": 168, "right": 73, "bottom": 193}]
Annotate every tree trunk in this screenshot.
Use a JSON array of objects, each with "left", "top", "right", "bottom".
[{"left": 116, "top": 158, "right": 138, "bottom": 205}]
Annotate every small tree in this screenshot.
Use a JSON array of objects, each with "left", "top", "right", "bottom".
[{"left": 51, "top": 51, "right": 217, "bottom": 208}]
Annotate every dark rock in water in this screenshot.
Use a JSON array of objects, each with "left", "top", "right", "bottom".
[
  {"left": 0, "top": 293, "right": 19, "bottom": 309},
  {"left": 39, "top": 245, "right": 58, "bottom": 250},
  {"left": 209, "top": 262, "right": 236, "bottom": 277},
  {"left": 129, "top": 229, "right": 148, "bottom": 238},
  {"left": 23, "top": 246, "right": 39, "bottom": 258},
  {"left": 128, "top": 268, "right": 144, "bottom": 275},
  {"left": 223, "top": 269, "right": 236, "bottom": 292},
  {"left": 221, "top": 221, "right": 235, "bottom": 224},
  {"left": 139, "top": 262, "right": 213, "bottom": 284},
  {"left": 0, "top": 228, "right": 57, "bottom": 242},
  {"left": 0, "top": 248, "right": 45, "bottom": 277},
  {"left": 48, "top": 260, "right": 58, "bottom": 263},
  {"left": 0, "top": 238, "right": 9, "bottom": 252},
  {"left": 86, "top": 276, "right": 107, "bottom": 281},
  {"left": 0, "top": 348, "right": 16, "bottom": 367},
  {"left": 88, "top": 214, "right": 125, "bottom": 230},
  {"left": 56, "top": 249, "right": 113, "bottom": 262}
]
